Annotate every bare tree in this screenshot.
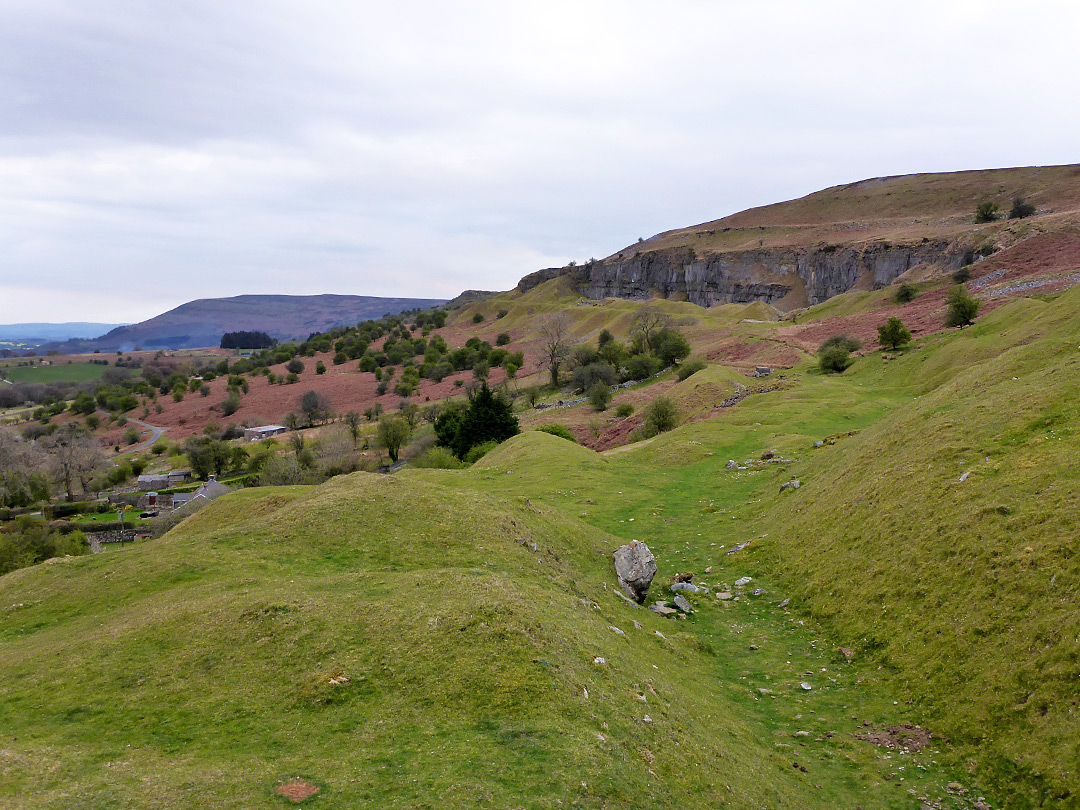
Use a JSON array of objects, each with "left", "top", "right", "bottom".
[
  {"left": 539, "top": 313, "right": 572, "bottom": 387},
  {"left": 344, "top": 411, "right": 363, "bottom": 447},
  {"left": 41, "top": 424, "right": 104, "bottom": 501},
  {"left": 630, "top": 305, "right": 673, "bottom": 355},
  {"left": 0, "top": 426, "right": 48, "bottom": 505}
]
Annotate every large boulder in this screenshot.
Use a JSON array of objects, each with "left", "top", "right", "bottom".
[{"left": 613, "top": 540, "right": 657, "bottom": 603}]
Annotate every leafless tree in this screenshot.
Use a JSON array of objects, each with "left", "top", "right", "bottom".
[
  {"left": 630, "top": 305, "right": 673, "bottom": 355},
  {"left": 0, "top": 426, "right": 47, "bottom": 505},
  {"left": 41, "top": 424, "right": 105, "bottom": 501},
  {"left": 539, "top": 313, "right": 572, "bottom": 387}
]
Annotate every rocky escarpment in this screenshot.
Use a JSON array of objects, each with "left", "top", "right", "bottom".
[{"left": 519, "top": 239, "right": 971, "bottom": 310}]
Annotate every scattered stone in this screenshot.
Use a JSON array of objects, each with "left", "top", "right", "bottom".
[
  {"left": 779, "top": 480, "right": 801, "bottom": 494},
  {"left": 854, "top": 723, "right": 937, "bottom": 752},
  {"left": 613, "top": 540, "right": 657, "bottom": 603},
  {"left": 632, "top": 620, "right": 643, "bottom": 630},
  {"left": 671, "top": 582, "right": 704, "bottom": 593},
  {"left": 761, "top": 449, "right": 775, "bottom": 460},
  {"left": 613, "top": 589, "right": 641, "bottom": 607},
  {"left": 727, "top": 541, "right": 751, "bottom": 554},
  {"left": 959, "top": 471, "right": 971, "bottom": 482},
  {"left": 704, "top": 565, "right": 713, "bottom": 573},
  {"left": 717, "top": 591, "right": 733, "bottom": 600},
  {"left": 327, "top": 674, "right": 351, "bottom": 686},
  {"left": 609, "top": 625, "right": 625, "bottom": 636},
  {"left": 778, "top": 598, "right": 790, "bottom": 608},
  {"left": 750, "top": 588, "right": 766, "bottom": 596},
  {"left": 642, "top": 714, "right": 653, "bottom": 723},
  {"left": 672, "top": 594, "right": 693, "bottom": 612},
  {"left": 649, "top": 603, "right": 678, "bottom": 616},
  {"left": 593, "top": 656, "right": 606, "bottom": 665},
  {"left": 734, "top": 576, "right": 753, "bottom": 587},
  {"left": 749, "top": 644, "right": 758, "bottom": 650},
  {"left": 654, "top": 630, "right": 666, "bottom": 639},
  {"left": 839, "top": 647, "right": 855, "bottom": 662},
  {"left": 726, "top": 459, "right": 738, "bottom": 469},
  {"left": 800, "top": 682, "right": 813, "bottom": 691},
  {"left": 755, "top": 366, "right": 772, "bottom": 377},
  {"left": 757, "top": 688, "right": 773, "bottom": 695},
  {"left": 813, "top": 440, "right": 824, "bottom": 448},
  {"left": 795, "top": 730, "right": 810, "bottom": 737},
  {"left": 672, "top": 571, "right": 694, "bottom": 583}
]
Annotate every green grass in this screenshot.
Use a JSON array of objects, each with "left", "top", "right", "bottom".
[
  {"left": 2, "top": 363, "right": 108, "bottom": 383},
  {"left": 5, "top": 285, "right": 1080, "bottom": 807}
]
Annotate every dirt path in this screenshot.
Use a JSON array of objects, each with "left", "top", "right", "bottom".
[{"left": 98, "top": 409, "right": 167, "bottom": 456}]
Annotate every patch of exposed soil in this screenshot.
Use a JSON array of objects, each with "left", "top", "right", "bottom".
[
  {"left": 854, "top": 723, "right": 938, "bottom": 752},
  {"left": 275, "top": 778, "right": 320, "bottom": 802}
]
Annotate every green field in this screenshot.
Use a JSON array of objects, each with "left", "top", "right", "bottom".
[
  {"left": 2, "top": 362, "right": 108, "bottom": 383},
  {"left": 3, "top": 286, "right": 1080, "bottom": 807}
]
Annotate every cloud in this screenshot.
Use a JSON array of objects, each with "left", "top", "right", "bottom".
[{"left": 1, "top": 0, "right": 1078, "bottom": 322}]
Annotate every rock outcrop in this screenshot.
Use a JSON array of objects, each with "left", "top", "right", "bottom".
[
  {"left": 613, "top": 540, "right": 657, "bottom": 603},
  {"left": 519, "top": 240, "right": 969, "bottom": 310}
]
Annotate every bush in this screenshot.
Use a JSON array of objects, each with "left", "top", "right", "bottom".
[
  {"left": 375, "top": 382, "right": 389, "bottom": 396},
  {"left": 571, "top": 361, "right": 617, "bottom": 393},
  {"left": 85, "top": 413, "right": 100, "bottom": 430},
  {"left": 435, "top": 382, "right": 519, "bottom": 459},
  {"left": 123, "top": 427, "right": 140, "bottom": 445},
  {"left": 316, "top": 361, "right": 327, "bottom": 374},
  {"left": 974, "top": 201, "right": 998, "bottom": 223},
  {"left": 817, "top": 334, "right": 862, "bottom": 374},
  {"left": 641, "top": 397, "right": 678, "bottom": 438},
  {"left": 614, "top": 402, "right": 634, "bottom": 418},
  {"left": 496, "top": 309, "right": 508, "bottom": 319},
  {"left": 410, "top": 446, "right": 465, "bottom": 469},
  {"left": 537, "top": 423, "right": 577, "bottom": 442},
  {"left": 676, "top": 360, "right": 707, "bottom": 381},
  {"left": 877, "top": 317, "right": 912, "bottom": 350},
  {"left": 286, "top": 358, "right": 305, "bottom": 375},
  {"left": 1009, "top": 197, "right": 1036, "bottom": 219},
  {"left": 945, "top": 284, "right": 979, "bottom": 328},
  {"left": 895, "top": 283, "right": 918, "bottom": 303},
  {"left": 496, "top": 332, "right": 510, "bottom": 346},
  {"left": 472, "top": 312, "right": 484, "bottom": 324},
  {"left": 587, "top": 382, "right": 612, "bottom": 411},
  {"left": 623, "top": 354, "right": 661, "bottom": 382},
  {"left": 652, "top": 329, "right": 692, "bottom": 367},
  {"left": 464, "top": 440, "right": 499, "bottom": 464},
  {"left": 953, "top": 266, "right": 972, "bottom": 284}
]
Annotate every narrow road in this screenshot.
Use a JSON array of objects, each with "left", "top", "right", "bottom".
[{"left": 98, "top": 409, "right": 167, "bottom": 456}]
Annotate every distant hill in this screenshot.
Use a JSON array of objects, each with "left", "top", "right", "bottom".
[
  {"left": 0, "top": 322, "right": 127, "bottom": 342},
  {"left": 518, "top": 163, "right": 1080, "bottom": 309},
  {"left": 84, "top": 294, "right": 447, "bottom": 351}
]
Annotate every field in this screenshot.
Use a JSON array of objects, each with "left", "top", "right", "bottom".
[{"left": 1, "top": 362, "right": 109, "bottom": 384}]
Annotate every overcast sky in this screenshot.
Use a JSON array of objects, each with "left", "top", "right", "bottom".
[{"left": 1, "top": 0, "right": 1077, "bottom": 324}]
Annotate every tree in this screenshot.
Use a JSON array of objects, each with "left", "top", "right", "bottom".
[
  {"left": 344, "top": 411, "right": 363, "bottom": 447},
  {"left": 571, "top": 362, "right": 617, "bottom": 393},
  {"left": 183, "top": 436, "right": 233, "bottom": 480},
  {"left": 651, "top": 328, "right": 692, "bottom": 366},
  {"left": 286, "top": 358, "right": 305, "bottom": 375},
  {"left": 588, "top": 382, "right": 612, "bottom": 411},
  {"left": 316, "top": 361, "right": 327, "bottom": 374},
  {"left": 877, "top": 317, "right": 912, "bottom": 350},
  {"left": 974, "top": 202, "right": 999, "bottom": 223},
  {"left": 642, "top": 397, "right": 678, "bottom": 437},
  {"left": 817, "top": 334, "right": 862, "bottom": 374},
  {"left": 221, "top": 331, "right": 274, "bottom": 349},
  {"left": 377, "top": 416, "right": 411, "bottom": 463},
  {"left": 945, "top": 284, "right": 979, "bottom": 328},
  {"left": 496, "top": 332, "right": 510, "bottom": 346},
  {"left": 630, "top": 305, "right": 672, "bottom": 355},
  {"left": 41, "top": 424, "right": 105, "bottom": 501},
  {"left": 299, "top": 390, "right": 330, "bottom": 426},
  {"left": 539, "top": 313, "right": 571, "bottom": 387},
  {"left": 895, "top": 283, "right": 918, "bottom": 304},
  {"left": 436, "top": 383, "right": 520, "bottom": 459},
  {"left": 1009, "top": 197, "right": 1036, "bottom": 219}
]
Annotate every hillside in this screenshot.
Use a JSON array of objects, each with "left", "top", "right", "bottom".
[
  {"left": 518, "top": 164, "right": 1080, "bottom": 310},
  {"left": 0, "top": 323, "right": 127, "bottom": 343},
  {"left": 89, "top": 294, "right": 447, "bottom": 351}
]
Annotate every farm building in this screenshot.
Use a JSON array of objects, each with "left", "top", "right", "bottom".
[{"left": 244, "top": 425, "right": 287, "bottom": 441}]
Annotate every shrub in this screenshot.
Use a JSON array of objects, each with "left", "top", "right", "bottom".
[
  {"left": 496, "top": 309, "right": 508, "bottom": 319},
  {"left": 150, "top": 440, "right": 168, "bottom": 455},
  {"left": 895, "top": 283, "right": 918, "bottom": 303},
  {"left": 410, "top": 446, "right": 464, "bottom": 469},
  {"left": 953, "top": 266, "right": 972, "bottom": 283},
  {"left": 286, "top": 358, "right": 305, "bottom": 375},
  {"left": 220, "top": 394, "right": 241, "bottom": 416},
  {"left": 496, "top": 332, "right": 510, "bottom": 346},
  {"left": 464, "top": 440, "right": 499, "bottom": 464},
  {"left": 537, "top": 423, "right": 577, "bottom": 442},
  {"left": 652, "top": 328, "right": 692, "bottom": 366},
  {"left": 615, "top": 402, "right": 634, "bottom": 418},
  {"left": 877, "top": 317, "right": 912, "bottom": 350},
  {"left": 1009, "top": 197, "right": 1036, "bottom": 219},
  {"left": 587, "top": 382, "right": 612, "bottom": 411},
  {"left": 472, "top": 312, "right": 484, "bottom": 324},
  {"left": 376, "top": 416, "right": 411, "bottom": 463},
  {"left": 316, "top": 361, "right": 327, "bottom": 374},
  {"left": 676, "top": 360, "right": 707, "bottom": 381},
  {"left": 945, "top": 284, "right": 979, "bottom": 328},
  {"left": 623, "top": 354, "right": 661, "bottom": 382},
  {"left": 571, "top": 361, "right": 617, "bottom": 393},
  {"left": 85, "top": 413, "right": 100, "bottom": 430},
  {"left": 375, "top": 382, "right": 389, "bottom": 396},
  {"left": 974, "top": 201, "right": 999, "bottom": 223},
  {"left": 817, "top": 334, "right": 861, "bottom": 374},
  {"left": 199, "top": 385, "right": 211, "bottom": 397},
  {"left": 641, "top": 397, "right": 678, "bottom": 438},
  {"left": 435, "top": 382, "right": 519, "bottom": 459},
  {"left": 123, "top": 427, "right": 140, "bottom": 445}
]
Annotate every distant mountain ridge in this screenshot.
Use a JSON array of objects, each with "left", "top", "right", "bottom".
[
  {"left": 0, "top": 322, "right": 127, "bottom": 341},
  {"left": 88, "top": 294, "right": 447, "bottom": 351}
]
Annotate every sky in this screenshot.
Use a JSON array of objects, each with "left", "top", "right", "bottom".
[{"left": 1, "top": 0, "right": 1078, "bottom": 324}]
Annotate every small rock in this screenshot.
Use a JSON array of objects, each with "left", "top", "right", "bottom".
[
  {"left": 671, "top": 582, "right": 703, "bottom": 593},
  {"left": 671, "top": 571, "right": 694, "bottom": 583},
  {"left": 800, "top": 682, "right": 813, "bottom": 691},
  {"left": 839, "top": 647, "right": 855, "bottom": 661},
  {"left": 649, "top": 603, "right": 677, "bottom": 616},
  {"left": 794, "top": 730, "right": 810, "bottom": 737},
  {"left": 779, "top": 480, "right": 801, "bottom": 494},
  {"left": 750, "top": 588, "right": 766, "bottom": 596},
  {"left": 757, "top": 688, "right": 773, "bottom": 695},
  {"left": 749, "top": 644, "right": 758, "bottom": 650},
  {"left": 672, "top": 594, "right": 693, "bottom": 612},
  {"left": 642, "top": 715, "right": 653, "bottom": 723},
  {"left": 959, "top": 471, "right": 971, "bottom": 482},
  {"left": 716, "top": 591, "right": 733, "bottom": 600},
  {"left": 813, "top": 440, "right": 824, "bottom": 448},
  {"left": 704, "top": 566, "right": 713, "bottom": 573},
  {"left": 654, "top": 630, "right": 666, "bottom": 639},
  {"left": 761, "top": 449, "right": 775, "bottom": 460},
  {"left": 593, "top": 656, "right": 606, "bottom": 665},
  {"left": 726, "top": 459, "right": 737, "bottom": 469},
  {"left": 778, "top": 598, "right": 790, "bottom": 608},
  {"left": 632, "top": 620, "right": 643, "bottom": 630},
  {"left": 727, "top": 541, "right": 750, "bottom": 554},
  {"left": 609, "top": 625, "right": 625, "bottom": 636},
  {"left": 734, "top": 576, "right": 753, "bottom": 587}
]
